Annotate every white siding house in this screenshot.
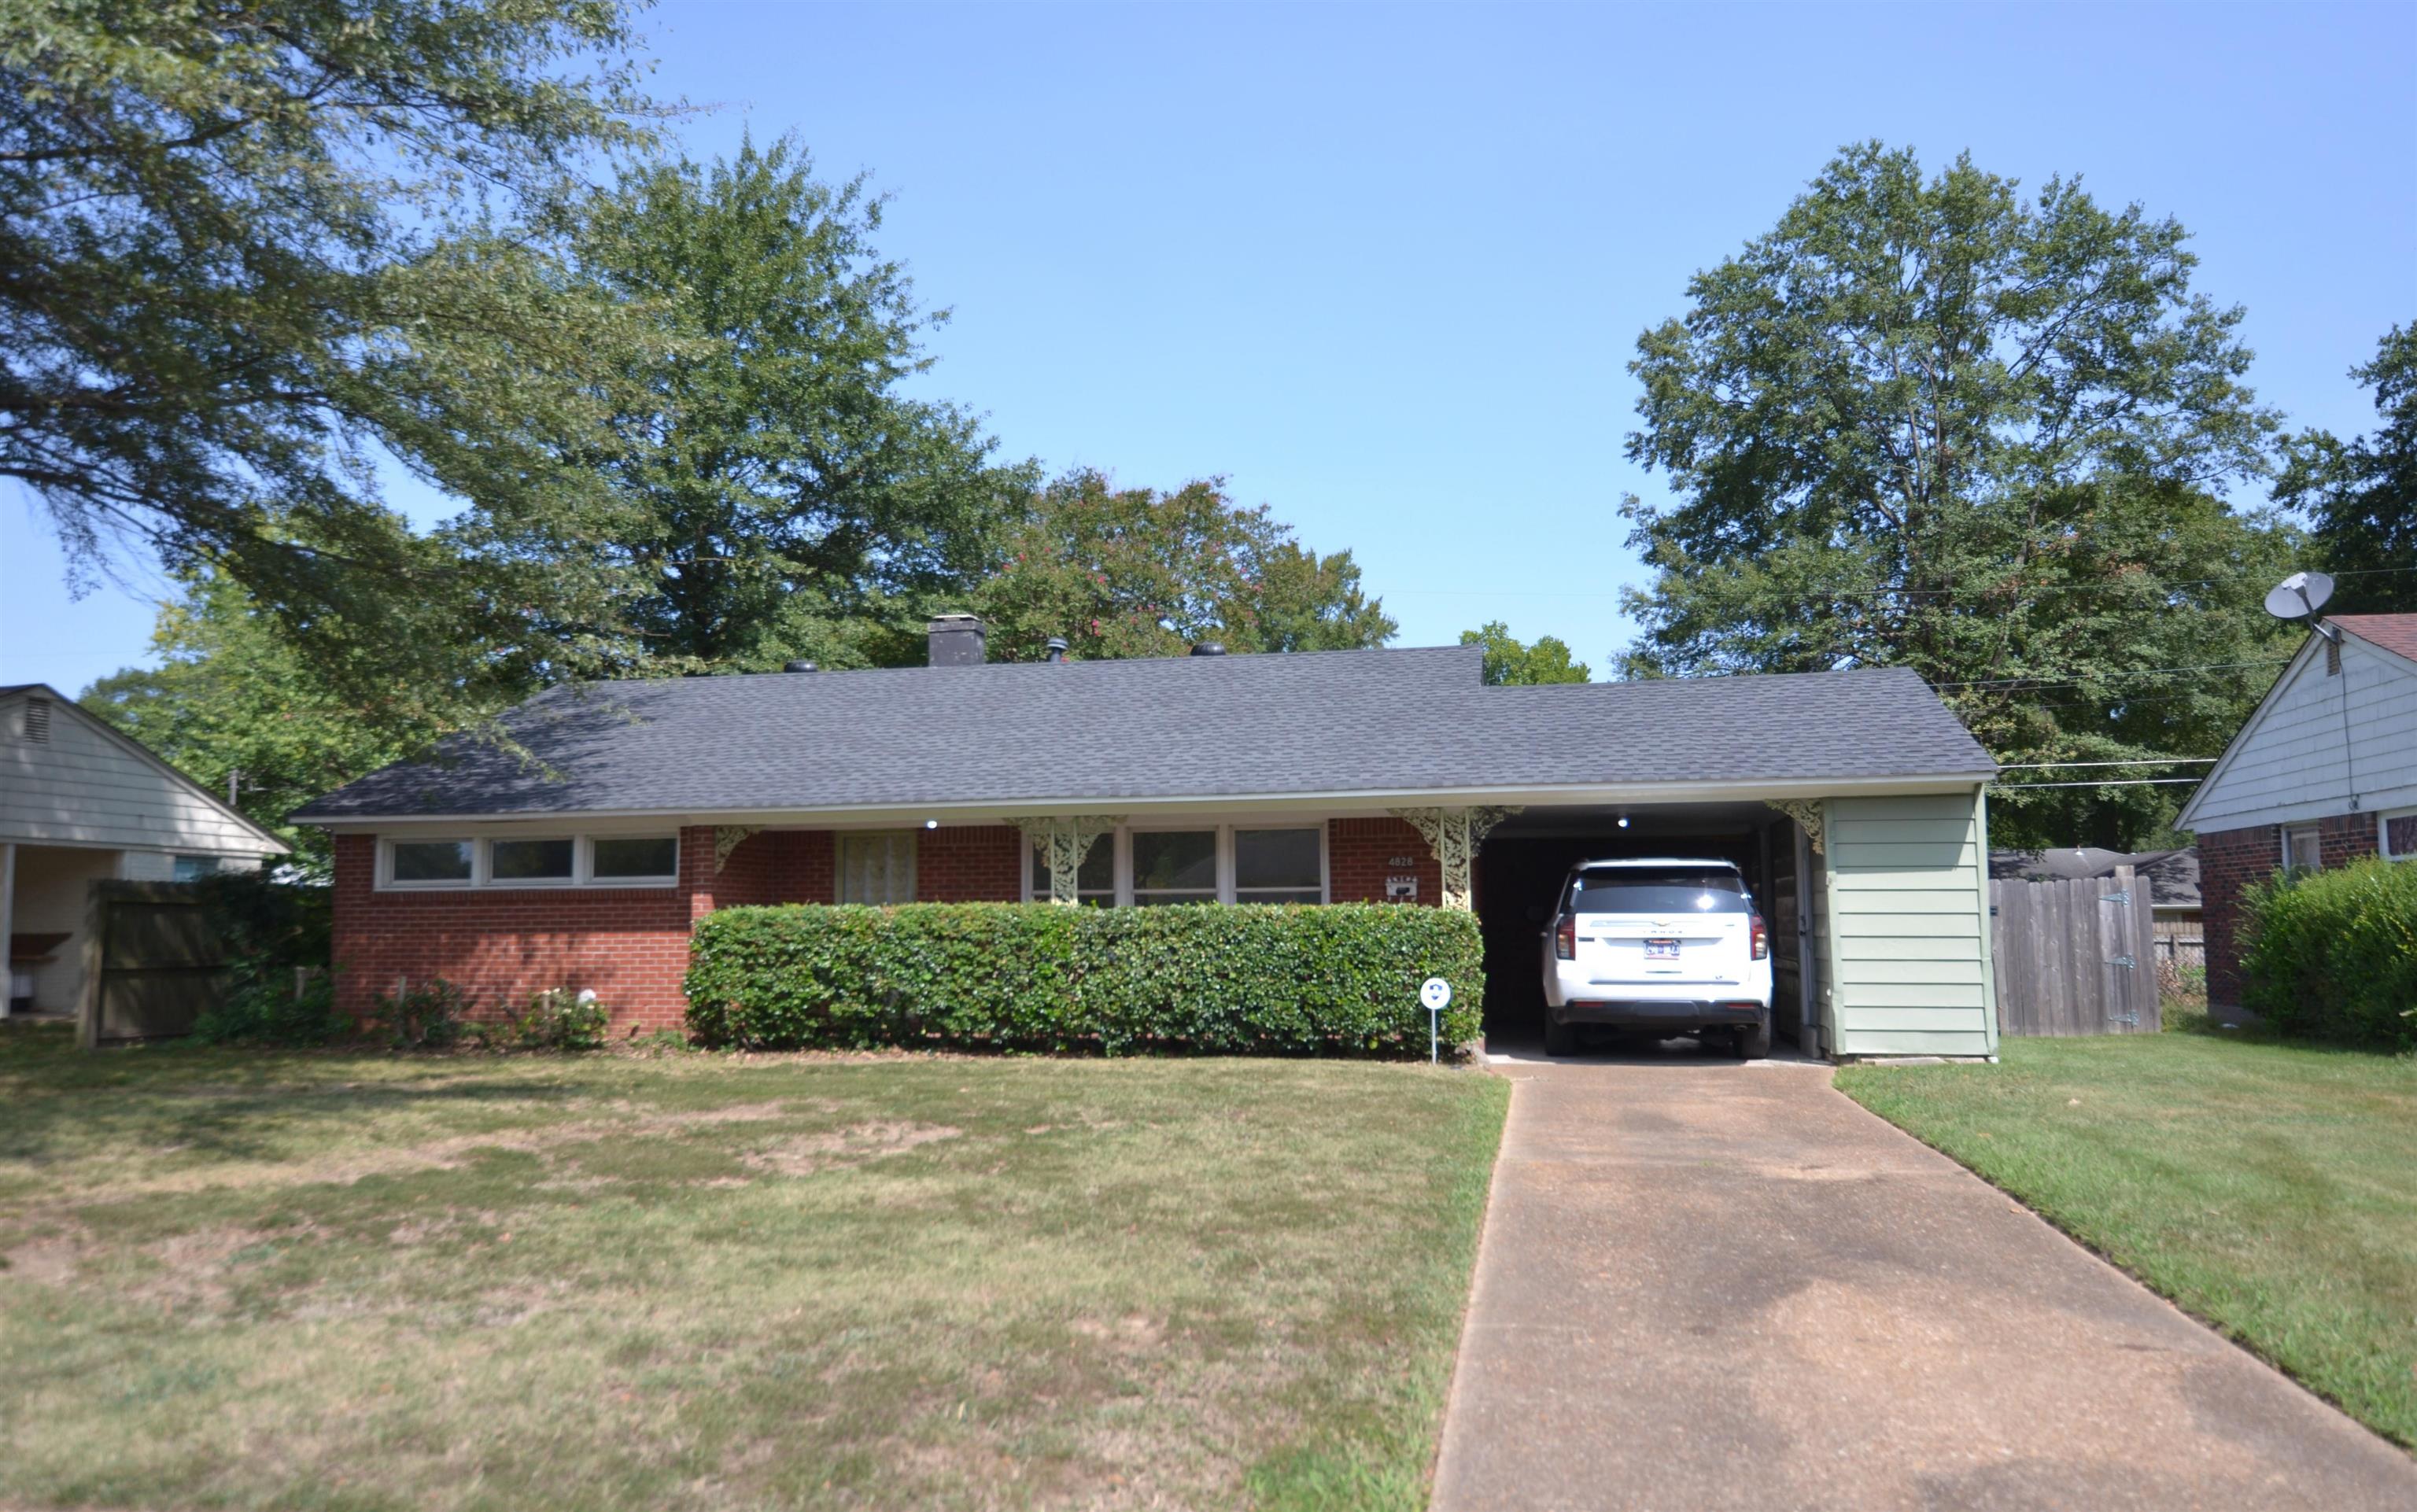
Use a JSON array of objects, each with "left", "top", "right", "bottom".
[{"left": 2, "top": 684, "right": 289, "bottom": 1015}]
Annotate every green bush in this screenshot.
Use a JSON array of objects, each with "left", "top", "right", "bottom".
[
  {"left": 2239, "top": 857, "right": 2417, "bottom": 1051},
  {"left": 502, "top": 989, "right": 611, "bottom": 1051},
  {"left": 378, "top": 978, "right": 470, "bottom": 1050},
  {"left": 192, "top": 963, "right": 346, "bottom": 1047},
  {"left": 685, "top": 903, "right": 1485, "bottom": 1057}
]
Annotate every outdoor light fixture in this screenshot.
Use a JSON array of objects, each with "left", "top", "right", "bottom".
[
  {"left": 924, "top": 819, "right": 939, "bottom": 829},
  {"left": 1617, "top": 814, "right": 1631, "bottom": 829}
]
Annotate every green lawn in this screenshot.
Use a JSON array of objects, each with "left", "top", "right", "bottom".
[
  {"left": 1838, "top": 1031, "right": 2417, "bottom": 1447},
  {"left": 0, "top": 1023, "right": 1507, "bottom": 1511}
]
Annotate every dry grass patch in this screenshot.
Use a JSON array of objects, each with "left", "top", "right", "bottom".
[{"left": 0, "top": 1022, "right": 1504, "bottom": 1510}]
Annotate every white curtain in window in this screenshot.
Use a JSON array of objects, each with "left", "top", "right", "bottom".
[{"left": 838, "top": 832, "right": 917, "bottom": 904}]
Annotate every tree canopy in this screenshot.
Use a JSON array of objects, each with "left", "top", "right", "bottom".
[
  {"left": 455, "top": 138, "right": 1035, "bottom": 674},
  {"left": 2277, "top": 323, "right": 2416, "bottom": 614},
  {"left": 1620, "top": 142, "right": 2297, "bottom": 847},
  {"left": 970, "top": 470, "right": 1396, "bottom": 662},
  {"left": 1, "top": 0, "right": 662, "bottom": 666},
  {"left": 1458, "top": 622, "right": 1590, "bottom": 685}
]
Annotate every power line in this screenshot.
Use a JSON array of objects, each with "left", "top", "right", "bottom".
[
  {"left": 1991, "top": 758, "right": 2217, "bottom": 769},
  {"left": 1991, "top": 777, "right": 2205, "bottom": 790},
  {"left": 1929, "top": 657, "right": 2291, "bottom": 691}
]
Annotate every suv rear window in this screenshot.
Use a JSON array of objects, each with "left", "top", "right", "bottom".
[{"left": 1567, "top": 868, "right": 1749, "bottom": 914}]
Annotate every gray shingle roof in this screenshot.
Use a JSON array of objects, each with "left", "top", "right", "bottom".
[{"left": 290, "top": 646, "right": 1994, "bottom": 821}]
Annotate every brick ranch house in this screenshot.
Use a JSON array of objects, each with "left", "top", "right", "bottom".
[
  {"left": 293, "top": 618, "right": 2006, "bottom": 1059},
  {"left": 2175, "top": 613, "right": 2417, "bottom": 1013}
]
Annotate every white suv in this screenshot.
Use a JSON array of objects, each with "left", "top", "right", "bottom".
[{"left": 1539, "top": 857, "right": 1773, "bottom": 1058}]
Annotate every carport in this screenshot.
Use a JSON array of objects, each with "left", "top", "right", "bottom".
[{"left": 1474, "top": 802, "right": 1817, "bottom": 1051}]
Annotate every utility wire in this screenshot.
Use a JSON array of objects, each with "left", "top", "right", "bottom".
[
  {"left": 1991, "top": 777, "right": 2205, "bottom": 790},
  {"left": 1991, "top": 758, "right": 2217, "bottom": 769}
]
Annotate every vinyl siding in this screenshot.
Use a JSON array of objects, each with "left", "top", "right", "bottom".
[
  {"left": 0, "top": 691, "right": 279, "bottom": 855},
  {"left": 1822, "top": 791, "right": 1997, "bottom": 1058},
  {"left": 2184, "top": 636, "right": 2417, "bottom": 832}
]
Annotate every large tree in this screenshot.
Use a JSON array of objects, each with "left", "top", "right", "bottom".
[
  {"left": 80, "top": 570, "right": 493, "bottom": 876},
  {"left": 1620, "top": 142, "right": 2296, "bottom": 847},
  {"left": 1459, "top": 621, "right": 1590, "bottom": 685},
  {"left": 2276, "top": 323, "right": 2416, "bottom": 614},
  {"left": 2, "top": 0, "right": 656, "bottom": 682},
  {"left": 971, "top": 470, "right": 1396, "bottom": 662},
  {"left": 453, "top": 137, "right": 1033, "bottom": 673}
]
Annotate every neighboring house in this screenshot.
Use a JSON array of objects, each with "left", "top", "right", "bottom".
[
  {"left": 293, "top": 618, "right": 2006, "bottom": 1060},
  {"left": 2175, "top": 614, "right": 2417, "bottom": 1012},
  {"left": 2, "top": 684, "right": 290, "bottom": 1016}
]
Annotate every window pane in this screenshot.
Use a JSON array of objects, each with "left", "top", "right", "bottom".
[
  {"left": 1235, "top": 828, "right": 1319, "bottom": 890},
  {"left": 1030, "top": 836, "right": 1114, "bottom": 895},
  {"left": 1132, "top": 831, "right": 1216, "bottom": 891},
  {"left": 392, "top": 840, "right": 472, "bottom": 883},
  {"left": 1133, "top": 892, "right": 1216, "bottom": 906},
  {"left": 1237, "top": 889, "right": 1321, "bottom": 906},
  {"left": 2386, "top": 814, "right": 2417, "bottom": 860},
  {"left": 839, "top": 832, "right": 917, "bottom": 905},
  {"left": 492, "top": 838, "right": 574, "bottom": 881},
  {"left": 172, "top": 855, "right": 218, "bottom": 882},
  {"left": 2286, "top": 828, "right": 2322, "bottom": 872},
  {"left": 593, "top": 836, "right": 678, "bottom": 880}
]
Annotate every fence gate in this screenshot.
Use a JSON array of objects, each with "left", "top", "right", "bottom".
[
  {"left": 76, "top": 880, "right": 227, "bottom": 1047},
  {"left": 1990, "top": 865, "right": 2160, "bottom": 1037}
]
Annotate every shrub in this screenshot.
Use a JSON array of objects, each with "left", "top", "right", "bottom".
[
  {"left": 378, "top": 978, "right": 470, "bottom": 1050},
  {"left": 506, "top": 989, "right": 610, "bottom": 1052},
  {"left": 685, "top": 903, "right": 1485, "bottom": 1057},
  {"left": 2239, "top": 857, "right": 2417, "bottom": 1051},
  {"left": 192, "top": 963, "right": 346, "bottom": 1047}
]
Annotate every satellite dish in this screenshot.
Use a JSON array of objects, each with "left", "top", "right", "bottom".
[{"left": 2263, "top": 570, "right": 2335, "bottom": 622}]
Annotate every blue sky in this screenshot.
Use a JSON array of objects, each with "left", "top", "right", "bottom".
[{"left": 6, "top": 0, "right": 2413, "bottom": 693}]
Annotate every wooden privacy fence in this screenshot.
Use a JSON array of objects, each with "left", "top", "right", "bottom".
[
  {"left": 76, "top": 880, "right": 227, "bottom": 1047},
  {"left": 1991, "top": 865, "right": 2160, "bottom": 1037}
]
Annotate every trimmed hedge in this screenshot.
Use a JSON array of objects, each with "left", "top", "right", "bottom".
[
  {"left": 2239, "top": 857, "right": 2417, "bottom": 1051},
  {"left": 684, "top": 902, "right": 1485, "bottom": 1056}
]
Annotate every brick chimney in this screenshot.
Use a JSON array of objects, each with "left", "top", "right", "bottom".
[{"left": 927, "top": 614, "right": 986, "bottom": 667}]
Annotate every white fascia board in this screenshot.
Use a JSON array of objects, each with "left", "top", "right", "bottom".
[
  {"left": 306, "top": 771, "right": 1999, "bottom": 833},
  {"left": 2173, "top": 633, "right": 2323, "bottom": 832}
]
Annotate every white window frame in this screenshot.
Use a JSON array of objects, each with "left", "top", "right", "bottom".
[
  {"left": 2281, "top": 823, "right": 2323, "bottom": 874},
  {"left": 375, "top": 833, "right": 681, "bottom": 891},
  {"left": 1021, "top": 821, "right": 1328, "bottom": 906},
  {"left": 2381, "top": 808, "right": 2417, "bottom": 863}
]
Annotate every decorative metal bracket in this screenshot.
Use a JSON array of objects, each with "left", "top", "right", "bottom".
[
  {"left": 1004, "top": 815, "right": 1126, "bottom": 905},
  {"left": 714, "top": 825, "right": 762, "bottom": 872},
  {"left": 1763, "top": 799, "right": 1826, "bottom": 855},
  {"left": 1388, "top": 806, "right": 1523, "bottom": 910}
]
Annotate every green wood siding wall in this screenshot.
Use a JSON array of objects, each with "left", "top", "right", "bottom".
[{"left": 1821, "top": 791, "right": 1998, "bottom": 1058}]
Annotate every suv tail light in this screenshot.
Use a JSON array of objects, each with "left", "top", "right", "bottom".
[
  {"left": 1750, "top": 912, "right": 1769, "bottom": 961},
  {"left": 1555, "top": 913, "right": 1576, "bottom": 961}
]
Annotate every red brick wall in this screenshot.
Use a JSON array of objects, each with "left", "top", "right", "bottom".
[
  {"left": 2199, "top": 813, "right": 2383, "bottom": 1008},
  {"left": 331, "top": 824, "right": 845, "bottom": 1036},
  {"left": 917, "top": 824, "right": 1024, "bottom": 902},
  {"left": 1327, "top": 817, "right": 1441, "bottom": 905}
]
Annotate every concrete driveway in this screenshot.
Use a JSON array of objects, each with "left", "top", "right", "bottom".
[{"left": 1430, "top": 1045, "right": 2417, "bottom": 1511}]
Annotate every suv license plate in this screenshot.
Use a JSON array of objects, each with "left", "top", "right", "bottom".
[{"left": 1644, "top": 939, "right": 1681, "bottom": 960}]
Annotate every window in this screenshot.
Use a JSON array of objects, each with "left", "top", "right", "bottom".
[
  {"left": 1029, "top": 834, "right": 1116, "bottom": 905},
  {"left": 2382, "top": 811, "right": 2417, "bottom": 863},
  {"left": 1234, "top": 828, "right": 1323, "bottom": 905},
  {"left": 1131, "top": 830, "right": 1218, "bottom": 905},
  {"left": 172, "top": 854, "right": 222, "bottom": 882},
  {"left": 592, "top": 835, "right": 679, "bottom": 882},
  {"left": 391, "top": 839, "right": 474, "bottom": 884},
  {"left": 2282, "top": 824, "right": 2323, "bottom": 873},
  {"left": 378, "top": 834, "right": 681, "bottom": 889},
  {"left": 490, "top": 838, "right": 574, "bottom": 883},
  {"left": 1568, "top": 865, "right": 1752, "bottom": 914},
  {"left": 837, "top": 832, "right": 917, "bottom": 905}
]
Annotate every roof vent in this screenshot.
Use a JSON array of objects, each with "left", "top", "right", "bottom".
[
  {"left": 22, "top": 696, "right": 50, "bottom": 743},
  {"left": 1190, "top": 642, "right": 1227, "bottom": 658},
  {"left": 784, "top": 659, "right": 817, "bottom": 673},
  {"left": 927, "top": 614, "right": 986, "bottom": 667},
  {"left": 1044, "top": 637, "right": 1068, "bottom": 664}
]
